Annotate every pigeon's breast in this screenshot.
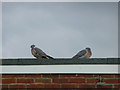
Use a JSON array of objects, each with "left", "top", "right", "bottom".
[{"left": 31, "top": 49, "right": 37, "bottom": 57}]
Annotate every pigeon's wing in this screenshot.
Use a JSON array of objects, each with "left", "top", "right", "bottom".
[
  {"left": 72, "top": 49, "right": 87, "bottom": 58},
  {"left": 34, "top": 48, "right": 54, "bottom": 59},
  {"left": 34, "top": 48, "right": 47, "bottom": 56}
]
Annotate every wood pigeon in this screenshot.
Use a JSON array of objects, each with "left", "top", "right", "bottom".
[
  {"left": 31, "top": 45, "right": 54, "bottom": 59},
  {"left": 72, "top": 48, "right": 92, "bottom": 59}
]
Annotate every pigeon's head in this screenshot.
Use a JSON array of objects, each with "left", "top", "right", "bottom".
[
  {"left": 31, "top": 45, "right": 35, "bottom": 48},
  {"left": 86, "top": 47, "right": 91, "bottom": 51}
]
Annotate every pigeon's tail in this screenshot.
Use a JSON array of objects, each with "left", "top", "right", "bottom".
[{"left": 47, "top": 55, "right": 54, "bottom": 59}]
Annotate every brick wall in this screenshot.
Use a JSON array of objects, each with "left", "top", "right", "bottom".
[{"left": 1, "top": 74, "right": 120, "bottom": 89}]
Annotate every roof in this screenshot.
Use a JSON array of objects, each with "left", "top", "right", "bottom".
[{"left": 1, "top": 58, "right": 119, "bottom": 65}]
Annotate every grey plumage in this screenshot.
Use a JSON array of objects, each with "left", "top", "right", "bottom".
[
  {"left": 72, "top": 50, "right": 87, "bottom": 58},
  {"left": 31, "top": 45, "right": 54, "bottom": 59},
  {"left": 72, "top": 48, "right": 92, "bottom": 59}
]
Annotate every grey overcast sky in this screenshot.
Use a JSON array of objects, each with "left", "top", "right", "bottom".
[{"left": 2, "top": 2, "right": 118, "bottom": 58}]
